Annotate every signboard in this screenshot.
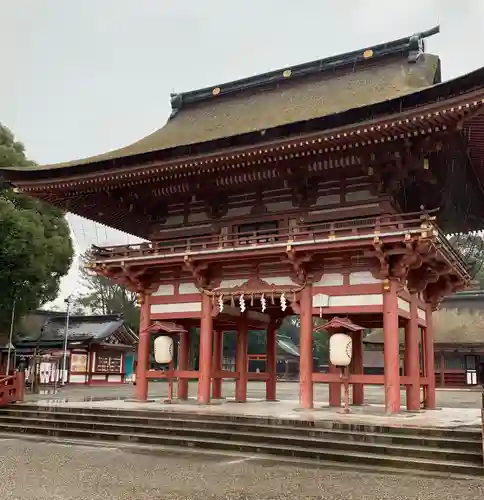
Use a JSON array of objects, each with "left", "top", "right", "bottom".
[
  {"left": 95, "top": 354, "right": 122, "bottom": 373},
  {"left": 70, "top": 354, "right": 88, "bottom": 373}
]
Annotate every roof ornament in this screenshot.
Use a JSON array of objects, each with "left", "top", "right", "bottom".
[
  {"left": 169, "top": 93, "right": 183, "bottom": 118},
  {"left": 407, "top": 26, "right": 439, "bottom": 63},
  {"left": 408, "top": 35, "right": 424, "bottom": 63}
]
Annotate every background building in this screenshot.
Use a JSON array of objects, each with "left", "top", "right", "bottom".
[{"left": 0, "top": 310, "right": 138, "bottom": 385}]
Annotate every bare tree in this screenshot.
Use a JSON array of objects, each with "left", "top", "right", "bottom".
[{"left": 72, "top": 250, "right": 140, "bottom": 329}]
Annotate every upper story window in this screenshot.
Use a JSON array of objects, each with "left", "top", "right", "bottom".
[{"left": 237, "top": 221, "right": 278, "bottom": 245}]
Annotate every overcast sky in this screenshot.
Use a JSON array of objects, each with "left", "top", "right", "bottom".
[{"left": 2, "top": 1, "right": 484, "bottom": 309}]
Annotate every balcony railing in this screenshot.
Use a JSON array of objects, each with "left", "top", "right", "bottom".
[
  {"left": 0, "top": 372, "right": 25, "bottom": 407},
  {"left": 90, "top": 210, "right": 469, "bottom": 273}
]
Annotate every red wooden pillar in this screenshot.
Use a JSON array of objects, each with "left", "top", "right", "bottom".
[
  {"left": 383, "top": 279, "right": 400, "bottom": 414},
  {"left": 266, "top": 321, "right": 277, "bottom": 401},
  {"left": 135, "top": 293, "right": 151, "bottom": 401},
  {"left": 212, "top": 329, "right": 223, "bottom": 399},
  {"left": 177, "top": 330, "right": 190, "bottom": 400},
  {"left": 16, "top": 371, "right": 25, "bottom": 402},
  {"left": 87, "top": 346, "right": 95, "bottom": 385},
  {"left": 198, "top": 293, "right": 213, "bottom": 404},
  {"left": 404, "top": 293, "right": 420, "bottom": 411},
  {"left": 328, "top": 359, "right": 341, "bottom": 407},
  {"left": 235, "top": 315, "right": 249, "bottom": 402},
  {"left": 440, "top": 351, "right": 446, "bottom": 388},
  {"left": 352, "top": 331, "right": 364, "bottom": 405},
  {"left": 423, "top": 303, "right": 436, "bottom": 409},
  {"left": 299, "top": 284, "right": 314, "bottom": 409}
]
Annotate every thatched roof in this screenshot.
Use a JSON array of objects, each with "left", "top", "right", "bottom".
[
  {"left": 3, "top": 28, "right": 440, "bottom": 173},
  {"left": 364, "top": 309, "right": 484, "bottom": 345}
]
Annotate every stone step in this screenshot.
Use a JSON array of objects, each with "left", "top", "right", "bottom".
[
  {"left": 0, "top": 415, "right": 480, "bottom": 464},
  {"left": 0, "top": 431, "right": 479, "bottom": 480},
  {"left": 0, "top": 409, "right": 481, "bottom": 453},
  {"left": 0, "top": 421, "right": 482, "bottom": 476},
  {"left": 4, "top": 404, "right": 480, "bottom": 440}
]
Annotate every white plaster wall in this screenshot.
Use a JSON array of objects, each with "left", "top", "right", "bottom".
[
  {"left": 153, "top": 284, "right": 175, "bottom": 296},
  {"left": 398, "top": 298, "right": 410, "bottom": 312},
  {"left": 313, "top": 273, "right": 344, "bottom": 286},
  {"left": 188, "top": 212, "right": 207, "bottom": 223},
  {"left": 315, "top": 194, "right": 341, "bottom": 206},
  {"left": 345, "top": 190, "right": 377, "bottom": 202},
  {"left": 313, "top": 294, "right": 330, "bottom": 307},
  {"left": 164, "top": 215, "right": 184, "bottom": 226},
  {"left": 329, "top": 294, "right": 383, "bottom": 307},
  {"left": 178, "top": 283, "right": 199, "bottom": 294},
  {"left": 266, "top": 201, "right": 294, "bottom": 212},
  {"left": 219, "top": 279, "right": 249, "bottom": 289},
  {"left": 261, "top": 276, "right": 298, "bottom": 286},
  {"left": 349, "top": 271, "right": 382, "bottom": 285},
  {"left": 151, "top": 302, "right": 202, "bottom": 314},
  {"left": 226, "top": 206, "right": 251, "bottom": 218},
  {"left": 417, "top": 308, "right": 426, "bottom": 320}
]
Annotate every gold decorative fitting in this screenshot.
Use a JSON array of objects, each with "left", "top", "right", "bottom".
[
  {"left": 363, "top": 49, "right": 373, "bottom": 59},
  {"left": 212, "top": 87, "right": 221, "bottom": 96},
  {"left": 283, "top": 69, "right": 292, "bottom": 78}
]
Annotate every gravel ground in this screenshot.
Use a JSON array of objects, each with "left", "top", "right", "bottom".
[{"left": 0, "top": 438, "right": 483, "bottom": 500}]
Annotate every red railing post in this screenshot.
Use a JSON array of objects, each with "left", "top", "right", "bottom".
[{"left": 16, "top": 371, "right": 25, "bottom": 402}]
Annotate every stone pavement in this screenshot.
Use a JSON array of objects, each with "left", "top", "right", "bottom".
[
  {"left": 27, "top": 396, "right": 482, "bottom": 430},
  {"left": 25, "top": 380, "right": 483, "bottom": 408},
  {"left": 0, "top": 437, "right": 483, "bottom": 499}
]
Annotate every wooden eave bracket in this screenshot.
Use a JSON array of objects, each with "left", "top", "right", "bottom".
[
  {"left": 285, "top": 246, "right": 311, "bottom": 284},
  {"left": 183, "top": 255, "right": 209, "bottom": 288}
]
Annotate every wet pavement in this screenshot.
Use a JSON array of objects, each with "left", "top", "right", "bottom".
[
  {"left": 25, "top": 396, "right": 482, "bottom": 430},
  {"left": 0, "top": 437, "right": 483, "bottom": 499},
  {"left": 22, "top": 381, "right": 483, "bottom": 430},
  {"left": 25, "top": 380, "right": 483, "bottom": 409}
]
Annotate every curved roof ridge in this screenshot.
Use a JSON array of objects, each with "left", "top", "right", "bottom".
[{"left": 169, "top": 26, "right": 440, "bottom": 115}]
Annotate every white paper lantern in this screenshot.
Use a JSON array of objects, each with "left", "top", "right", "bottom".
[
  {"left": 154, "top": 336, "right": 174, "bottom": 364},
  {"left": 329, "top": 333, "right": 352, "bottom": 367}
]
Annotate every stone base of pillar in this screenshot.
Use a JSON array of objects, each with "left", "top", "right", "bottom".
[{"left": 125, "top": 398, "right": 156, "bottom": 403}]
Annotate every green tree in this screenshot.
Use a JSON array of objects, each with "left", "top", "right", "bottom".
[
  {"left": 72, "top": 250, "right": 140, "bottom": 330},
  {"left": 0, "top": 123, "right": 74, "bottom": 333}
]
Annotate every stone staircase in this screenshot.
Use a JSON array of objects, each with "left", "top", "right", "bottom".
[{"left": 0, "top": 404, "right": 482, "bottom": 477}]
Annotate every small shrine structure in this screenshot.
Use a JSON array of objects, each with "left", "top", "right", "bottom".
[
  {"left": 2, "top": 26, "right": 484, "bottom": 413},
  {"left": 1, "top": 311, "right": 138, "bottom": 385},
  {"left": 365, "top": 290, "right": 484, "bottom": 387}
]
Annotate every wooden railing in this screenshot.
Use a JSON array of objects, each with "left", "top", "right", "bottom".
[
  {"left": 90, "top": 210, "right": 468, "bottom": 273},
  {"left": 0, "top": 372, "right": 25, "bottom": 407}
]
